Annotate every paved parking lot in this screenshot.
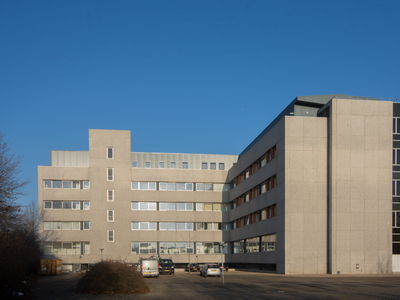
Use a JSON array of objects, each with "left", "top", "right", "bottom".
[{"left": 32, "top": 270, "right": 400, "bottom": 299}]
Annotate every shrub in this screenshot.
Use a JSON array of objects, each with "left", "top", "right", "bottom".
[{"left": 76, "top": 261, "right": 150, "bottom": 294}]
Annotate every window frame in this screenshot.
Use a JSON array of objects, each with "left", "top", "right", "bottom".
[
  {"left": 108, "top": 230, "right": 114, "bottom": 242},
  {"left": 107, "top": 210, "right": 114, "bottom": 222},
  {"left": 107, "top": 147, "right": 113, "bottom": 159},
  {"left": 107, "top": 168, "right": 114, "bottom": 181},
  {"left": 107, "top": 190, "right": 114, "bottom": 202}
]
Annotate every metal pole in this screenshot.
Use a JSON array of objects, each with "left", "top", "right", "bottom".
[{"left": 220, "top": 242, "right": 224, "bottom": 284}]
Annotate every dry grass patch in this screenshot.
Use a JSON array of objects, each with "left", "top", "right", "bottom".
[{"left": 76, "top": 261, "right": 150, "bottom": 294}]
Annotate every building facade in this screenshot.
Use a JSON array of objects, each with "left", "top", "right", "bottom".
[{"left": 38, "top": 94, "right": 396, "bottom": 274}]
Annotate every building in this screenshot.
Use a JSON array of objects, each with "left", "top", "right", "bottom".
[{"left": 38, "top": 94, "right": 398, "bottom": 274}]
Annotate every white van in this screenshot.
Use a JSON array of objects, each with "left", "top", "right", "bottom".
[{"left": 138, "top": 258, "right": 159, "bottom": 278}]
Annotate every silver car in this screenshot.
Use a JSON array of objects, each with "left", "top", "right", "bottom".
[{"left": 200, "top": 264, "right": 221, "bottom": 277}]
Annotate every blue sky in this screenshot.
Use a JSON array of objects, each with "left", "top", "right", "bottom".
[{"left": 1, "top": 0, "right": 399, "bottom": 206}]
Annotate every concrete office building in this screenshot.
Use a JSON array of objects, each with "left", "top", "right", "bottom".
[{"left": 38, "top": 94, "right": 397, "bottom": 274}]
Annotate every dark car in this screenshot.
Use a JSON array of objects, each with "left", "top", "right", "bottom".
[
  {"left": 185, "top": 263, "right": 199, "bottom": 272},
  {"left": 218, "top": 263, "right": 229, "bottom": 272},
  {"left": 159, "top": 259, "right": 174, "bottom": 275}
]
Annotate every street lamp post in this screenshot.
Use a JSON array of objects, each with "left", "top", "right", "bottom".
[
  {"left": 100, "top": 248, "right": 104, "bottom": 262},
  {"left": 219, "top": 242, "right": 225, "bottom": 284}
]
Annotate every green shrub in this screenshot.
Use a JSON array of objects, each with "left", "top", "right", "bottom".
[{"left": 76, "top": 261, "right": 150, "bottom": 294}]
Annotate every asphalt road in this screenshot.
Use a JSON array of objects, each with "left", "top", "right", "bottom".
[{"left": 32, "top": 270, "right": 400, "bottom": 299}]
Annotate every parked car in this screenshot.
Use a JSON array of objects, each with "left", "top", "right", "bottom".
[
  {"left": 185, "top": 263, "right": 199, "bottom": 272},
  {"left": 138, "top": 258, "right": 159, "bottom": 278},
  {"left": 218, "top": 263, "right": 229, "bottom": 272},
  {"left": 200, "top": 264, "right": 221, "bottom": 277},
  {"left": 159, "top": 258, "right": 174, "bottom": 275}
]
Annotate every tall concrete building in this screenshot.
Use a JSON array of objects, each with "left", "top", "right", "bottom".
[{"left": 38, "top": 95, "right": 397, "bottom": 274}]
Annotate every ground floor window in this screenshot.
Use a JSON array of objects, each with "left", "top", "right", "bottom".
[{"left": 43, "top": 241, "right": 89, "bottom": 255}]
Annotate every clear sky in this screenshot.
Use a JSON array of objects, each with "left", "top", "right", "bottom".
[{"left": 1, "top": 0, "right": 399, "bottom": 207}]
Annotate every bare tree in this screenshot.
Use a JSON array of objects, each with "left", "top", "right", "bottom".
[{"left": 0, "top": 132, "right": 30, "bottom": 229}]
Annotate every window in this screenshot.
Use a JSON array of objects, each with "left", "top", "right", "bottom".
[
  {"left": 83, "top": 222, "right": 90, "bottom": 230},
  {"left": 53, "top": 180, "right": 62, "bottom": 189},
  {"left": 131, "top": 202, "right": 157, "bottom": 210},
  {"left": 168, "top": 223, "right": 176, "bottom": 230},
  {"left": 219, "top": 163, "right": 225, "bottom": 170},
  {"left": 83, "top": 202, "right": 90, "bottom": 210},
  {"left": 159, "top": 162, "right": 164, "bottom": 168},
  {"left": 145, "top": 161, "right": 151, "bottom": 168},
  {"left": 83, "top": 181, "right": 90, "bottom": 189},
  {"left": 136, "top": 222, "right": 157, "bottom": 230},
  {"left": 202, "top": 163, "right": 207, "bottom": 169},
  {"left": 107, "top": 190, "right": 114, "bottom": 201},
  {"left": 63, "top": 181, "right": 71, "bottom": 189},
  {"left": 132, "top": 161, "right": 138, "bottom": 168},
  {"left": 107, "top": 147, "right": 113, "bottom": 159},
  {"left": 183, "top": 162, "right": 188, "bottom": 169},
  {"left": 196, "top": 183, "right": 204, "bottom": 191},
  {"left": 131, "top": 242, "right": 157, "bottom": 255},
  {"left": 63, "top": 202, "right": 71, "bottom": 209},
  {"left": 171, "top": 162, "right": 176, "bottom": 168},
  {"left": 107, "top": 210, "right": 114, "bottom": 222},
  {"left": 234, "top": 240, "right": 245, "bottom": 253},
  {"left": 44, "top": 241, "right": 87, "bottom": 255},
  {"left": 131, "top": 182, "right": 156, "bottom": 190},
  {"left": 44, "top": 201, "right": 52, "bottom": 209},
  {"left": 246, "top": 237, "right": 260, "bottom": 253},
  {"left": 196, "top": 203, "right": 203, "bottom": 211},
  {"left": 73, "top": 181, "right": 80, "bottom": 189},
  {"left": 53, "top": 201, "right": 62, "bottom": 209},
  {"left": 107, "top": 168, "right": 114, "bottom": 181},
  {"left": 205, "top": 183, "right": 213, "bottom": 191},
  {"left": 108, "top": 230, "right": 114, "bottom": 242},
  {"left": 261, "top": 234, "right": 276, "bottom": 251},
  {"left": 210, "top": 163, "right": 216, "bottom": 170}
]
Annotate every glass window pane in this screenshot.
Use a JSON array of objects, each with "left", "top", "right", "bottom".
[
  {"left": 168, "top": 183, "right": 176, "bottom": 191},
  {"left": 131, "top": 222, "right": 139, "bottom": 230},
  {"left": 210, "top": 163, "right": 216, "bottom": 170},
  {"left": 53, "top": 201, "right": 62, "bottom": 209},
  {"left": 83, "top": 181, "right": 90, "bottom": 189},
  {"left": 177, "top": 183, "right": 185, "bottom": 191},
  {"left": 168, "top": 223, "right": 176, "bottom": 230},
  {"left": 159, "top": 162, "right": 164, "bottom": 168},
  {"left": 196, "top": 203, "right": 203, "bottom": 211},
  {"left": 131, "top": 242, "right": 139, "bottom": 254},
  {"left": 44, "top": 201, "right": 52, "bottom": 209},
  {"left": 186, "top": 183, "right": 193, "bottom": 191},
  {"left": 177, "top": 223, "right": 185, "bottom": 230},
  {"left": 131, "top": 182, "right": 138, "bottom": 190},
  {"left": 72, "top": 202, "right": 80, "bottom": 210},
  {"left": 177, "top": 203, "right": 185, "bottom": 211},
  {"left": 219, "top": 163, "right": 225, "bottom": 170},
  {"left": 140, "top": 182, "right": 149, "bottom": 190},
  {"left": 196, "top": 183, "right": 204, "bottom": 191},
  {"left": 145, "top": 162, "right": 151, "bottom": 168},
  {"left": 213, "top": 203, "right": 221, "bottom": 211},
  {"left": 149, "top": 182, "right": 156, "bottom": 190},
  {"left": 62, "top": 222, "right": 72, "bottom": 230},
  {"left": 73, "top": 181, "right": 80, "bottom": 189},
  {"left": 204, "top": 203, "right": 213, "bottom": 211},
  {"left": 159, "top": 183, "right": 167, "bottom": 190},
  {"left": 167, "top": 203, "right": 176, "bottom": 210},
  {"left": 53, "top": 180, "right": 62, "bottom": 189},
  {"left": 205, "top": 184, "right": 213, "bottom": 191},
  {"left": 62, "top": 181, "right": 71, "bottom": 189},
  {"left": 132, "top": 161, "right": 138, "bottom": 168},
  {"left": 44, "top": 222, "right": 51, "bottom": 230},
  {"left": 149, "top": 222, "right": 157, "bottom": 230},
  {"left": 160, "top": 223, "right": 167, "bottom": 230},
  {"left": 44, "top": 181, "right": 52, "bottom": 188},
  {"left": 159, "top": 203, "right": 167, "bottom": 210},
  {"left": 63, "top": 202, "right": 71, "bottom": 209},
  {"left": 148, "top": 203, "right": 156, "bottom": 210},
  {"left": 186, "top": 203, "right": 193, "bottom": 211},
  {"left": 202, "top": 163, "right": 207, "bottom": 169},
  {"left": 72, "top": 222, "right": 80, "bottom": 230},
  {"left": 171, "top": 162, "right": 176, "bottom": 168},
  {"left": 131, "top": 202, "right": 138, "bottom": 210},
  {"left": 183, "top": 162, "right": 188, "bottom": 169},
  {"left": 140, "top": 222, "right": 149, "bottom": 230},
  {"left": 83, "top": 222, "right": 90, "bottom": 230},
  {"left": 140, "top": 202, "right": 148, "bottom": 210}
]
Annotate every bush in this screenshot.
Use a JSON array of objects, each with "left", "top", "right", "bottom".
[{"left": 76, "top": 261, "right": 150, "bottom": 294}]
